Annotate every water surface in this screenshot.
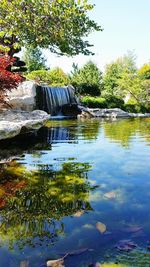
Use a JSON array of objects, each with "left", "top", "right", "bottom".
[{"left": 0, "top": 118, "right": 150, "bottom": 267}]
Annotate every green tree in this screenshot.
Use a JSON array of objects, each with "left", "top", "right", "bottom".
[
  {"left": 138, "top": 62, "right": 150, "bottom": 79},
  {"left": 71, "top": 61, "right": 103, "bottom": 96},
  {"left": 103, "top": 51, "right": 137, "bottom": 98},
  {"left": 23, "top": 47, "right": 47, "bottom": 72},
  {"left": 26, "top": 67, "right": 69, "bottom": 86},
  {"left": 0, "top": 0, "right": 102, "bottom": 56}
]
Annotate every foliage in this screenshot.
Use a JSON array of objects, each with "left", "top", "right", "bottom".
[
  {"left": 0, "top": 53, "right": 23, "bottom": 105},
  {"left": 81, "top": 96, "right": 124, "bottom": 109},
  {"left": 0, "top": 0, "right": 102, "bottom": 56},
  {"left": 103, "top": 51, "right": 137, "bottom": 98},
  {"left": 103, "top": 52, "right": 150, "bottom": 108},
  {"left": 138, "top": 62, "right": 150, "bottom": 79},
  {"left": 23, "top": 46, "right": 47, "bottom": 72},
  {"left": 81, "top": 96, "right": 107, "bottom": 108},
  {"left": 26, "top": 67, "right": 69, "bottom": 86},
  {"left": 71, "top": 61, "right": 103, "bottom": 96}
]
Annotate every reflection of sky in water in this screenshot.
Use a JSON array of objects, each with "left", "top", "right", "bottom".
[{"left": 0, "top": 118, "right": 150, "bottom": 267}]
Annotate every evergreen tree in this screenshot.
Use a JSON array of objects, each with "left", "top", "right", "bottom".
[{"left": 23, "top": 47, "right": 47, "bottom": 72}]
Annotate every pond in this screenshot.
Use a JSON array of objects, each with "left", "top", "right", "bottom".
[{"left": 0, "top": 118, "right": 150, "bottom": 267}]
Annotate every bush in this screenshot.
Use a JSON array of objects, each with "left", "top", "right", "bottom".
[
  {"left": 81, "top": 96, "right": 124, "bottom": 109},
  {"left": 26, "top": 68, "right": 69, "bottom": 86},
  {"left": 123, "top": 99, "right": 150, "bottom": 113},
  {"left": 26, "top": 70, "right": 48, "bottom": 83},
  {"left": 105, "top": 96, "right": 124, "bottom": 109},
  {"left": 81, "top": 96, "right": 107, "bottom": 108}
]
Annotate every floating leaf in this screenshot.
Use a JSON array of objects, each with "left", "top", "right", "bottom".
[
  {"left": 96, "top": 222, "right": 106, "bottom": 233},
  {"left": 47, "top": 258, "right": 65, "bottom": 267}
]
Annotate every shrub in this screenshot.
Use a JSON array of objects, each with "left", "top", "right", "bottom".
[
  {"left": 26, "top": 68, "right": 69, "bottom": 86},
  {"left": 81, "top": 96, "right": 124, "bottom": 109},
  {"left": 105, "top": 96, "right": 124, "bottom": 109},
  {"left": 26, "top": 70, "right": 49, "bottom": 83},
  {"left": 123, "top": 99, "right": 150, "bottom": 113},
  {"left": 0, "top": 53, "right": 23, "bottom": 106},
  {"left": 81, "top": 96, "right": 107, "bottom": 108}
]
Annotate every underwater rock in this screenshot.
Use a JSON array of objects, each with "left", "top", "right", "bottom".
[{"left": 0, "top": 109, "right": 50, "bottom": 140}]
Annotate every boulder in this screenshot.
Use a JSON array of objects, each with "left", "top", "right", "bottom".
[
  {"left": 61, "top": 103, "right": 82, "bottom": 116},
  {"left": 0, "top": 109, "right": 50, "bottom": 141},
  {"left": 7, "top": 81, "right": 37, "bottom": 111}
]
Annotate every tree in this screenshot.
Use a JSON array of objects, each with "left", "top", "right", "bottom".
[
  {"left": 0, "top": 53, "right": 23, "bottom": 106},
  {"left": 138, "top": 62, "right": 150, "bottom": 80},
  {"left": 0, "top": 0, "right": 102, "bottom": 56},
  {"left": 138, "top": 62, "right": 150, "bottom": 105},
  {"left": 103, "top": 51, "right": 137, "bottom": 98},
  {"left": 23, "top": 47, "right": 47, "bottom": 72},
  {"left": 71, "top": 61, "right": 103, "bottom": 96},
  {"left": 26, "top": 67, "right": 69, "bottom": 86}
]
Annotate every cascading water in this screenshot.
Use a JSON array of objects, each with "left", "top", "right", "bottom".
[{"left": 36, "top": 85, "right": 78, "bottom": 115}]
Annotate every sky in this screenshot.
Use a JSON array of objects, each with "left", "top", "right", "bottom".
[{"left": 43, "top": 0, "right": 150, "bottom": 73}]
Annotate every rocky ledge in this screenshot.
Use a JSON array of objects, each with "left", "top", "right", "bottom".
[
  {"left": 78, "top": 107, "right": 150, "bottom": 118},
  {"left": 0, "top": 109, "right": 50, "bottom": 141}
]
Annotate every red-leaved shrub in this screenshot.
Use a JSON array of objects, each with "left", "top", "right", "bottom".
[{"left": 0, "top": 53, "right": 23, "bottom": 106}]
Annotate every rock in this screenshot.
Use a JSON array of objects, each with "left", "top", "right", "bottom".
[
  {"left": 0, "top": 109, "right": 50, "bottom": 141},
  {"left": 7, "top": 81, "right": 37, "bottom": 111},
  {"left": 61, "top": 103, "right": 82, "bottom": 116},
  {"left": 78, "top": 107, "right": 150, "bottom": 118}
]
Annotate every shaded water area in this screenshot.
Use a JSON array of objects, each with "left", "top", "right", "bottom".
[{"left": 0, "top": 118, "right": 150, "bottom": 267}]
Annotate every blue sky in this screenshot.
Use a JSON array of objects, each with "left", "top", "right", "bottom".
[{"left": 44, "top": 0, "right": 150, "bottom": 73}]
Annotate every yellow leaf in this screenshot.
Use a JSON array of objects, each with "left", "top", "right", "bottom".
[{"left": 96, "top": 221, "right": 106, "bottom": 233}]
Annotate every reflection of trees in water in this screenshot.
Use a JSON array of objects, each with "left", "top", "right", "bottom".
[
  {"left": 45, "top": 119, "right": 100, "bottom": 141},
  {"left": 104, "top": 118, "right": 150, "bottom": 147},
  {"left": 0, "top": 161, "right": 96, "bottom": 249}
]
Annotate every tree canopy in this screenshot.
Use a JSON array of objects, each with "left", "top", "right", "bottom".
[{"left": 0, "top": 0, "right": 102, "bottom": 56}]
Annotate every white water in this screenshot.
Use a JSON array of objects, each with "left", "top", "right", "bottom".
[{"left": 40, "top": 86, "right": 77, "bottom": 115}]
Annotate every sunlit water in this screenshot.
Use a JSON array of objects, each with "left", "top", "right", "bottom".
[{"left": 0, "top": 118, "right": 150, "bottom": 267}]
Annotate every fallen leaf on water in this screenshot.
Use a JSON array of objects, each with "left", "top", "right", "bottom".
[
  {"left": 73, "top": 210, "right": 85, "bottom": 217},
  {"left": 104, "top": 191, "right": 116, "bottom": 200},
  {"left": 96, "top": 222, "right": 106, "bottom": 234},
  {"left": 47, "top": 258, "right": 65, "bottom": 267},
  {"left": 20, "top": 261, "right": 29, "bottom": 267}
]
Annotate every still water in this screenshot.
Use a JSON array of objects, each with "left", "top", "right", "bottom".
[{"left": 0, "top": 118, "right": 150, "bottom": 267}]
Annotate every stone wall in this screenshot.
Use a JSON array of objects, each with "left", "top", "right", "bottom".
[{"left": 7, "top": 81, "right": 37, "bottom": 111}]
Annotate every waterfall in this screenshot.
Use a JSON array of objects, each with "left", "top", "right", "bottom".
[{"left": 36, "top": 85, "right": 77, "bottom": 115}]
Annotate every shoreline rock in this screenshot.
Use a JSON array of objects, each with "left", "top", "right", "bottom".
[
  {"left": 78, "top": 107, "right": 150, "bottom": 118},
  {"left": 0, "top": 109, "right": 50, "bottom": 141}
]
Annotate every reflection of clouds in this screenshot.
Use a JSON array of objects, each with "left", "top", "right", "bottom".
[{"left": 82, "top": 224, "right": 94, "bottom": 229}]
